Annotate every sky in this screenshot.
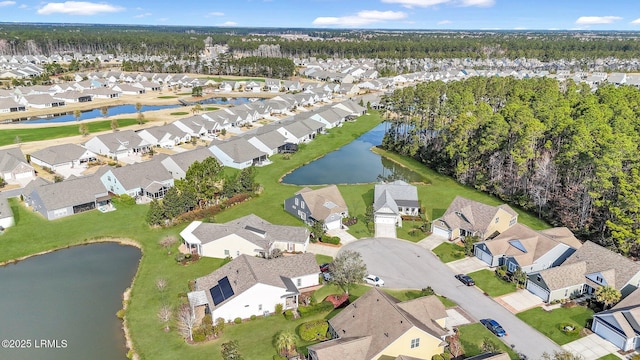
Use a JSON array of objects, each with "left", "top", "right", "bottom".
[{"left": 2, "top": 0, "right": 640, "bottom": 30}]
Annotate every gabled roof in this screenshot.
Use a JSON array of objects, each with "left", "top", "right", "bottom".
[
  {"left": 108, "top": 158, "right": 172, "bottom": 190},
  {"left": 0, "top": 147, "right": 29, "bottom": 173},
  {"left": 30, "top": 143, "right": 95, "bottom": 166},
  {"left": 29, "top": 173, "right": 108, "bottom": 211},
  {"left": 373, "top": 180, "right": 419, "bottom": 212},
  {"left": 87, "top": 130, "right": 149, "bottom": 152},
  {"left": 194, "top": 253, "right": 318, "bottom": 310},
  {"left": 318, "top": 288, "right": 447, "bottom": 360},
  {"left": 210, "top": 137, "right": 266, "bottom": 163},
  {"left": 161, "top": 147, "right": 213, "bottom": 173},
  {"left": 295, "top": 185, "right": 348, "bottom": 222},
  {"left": 437, "top": 196, "right": 517, "bottom": 233}
]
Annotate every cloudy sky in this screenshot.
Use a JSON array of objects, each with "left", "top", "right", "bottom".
[{"left": 2, "top": 0, "right": 640, "bottom": 30}]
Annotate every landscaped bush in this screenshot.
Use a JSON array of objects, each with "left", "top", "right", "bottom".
[
  {"left": 116, "top": 309, "right": 125, "bottom": 319},
  {"left": 250, "top": 315, "right": 257, "bottom": 321},
  {"left": 275, "top": 303, "right": 283, "bottom": 314},
  {"left": 273, "top": 356, "right": 287, "bottom": 360},
  {"left": 342, "top": 217, "right": 357, "bottom": 226},
  {"left": 298, "top": 319, "right": 329, "bottom": 341},
  {"left": 234, "top": 317, "right": 242, "bottom": 324},
  {"left": 192, "top": 327, "right": 206, "bottom": 342},
  {"left": 559, "top": 323, "right": 579, "bottom": 335},
  {"left": 284, "top": 309, "right": 295, "bottom": 320},
  {"left": 298, "top": 301, "right": 334, "bottom": 317},
  {"left": 321, "top": 236, "right": 340, "bottom": 245}
]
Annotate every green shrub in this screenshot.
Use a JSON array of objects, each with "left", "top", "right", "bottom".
[
  {"left": 321, "top": 236, "right": 341, "bottom": 245},
  {"left": 275, "top": 303, "right": 284, "bottom": 314},
  {"left": 298, "top": 301, "right": 334, "bottom": 316},
  {"left": 559, "top": 323, "right": 580, "bottom": 335},
  {"left": 273, "top": 356, "right": 287, "bottom": 360},
  {"left": 192, "top": 327, "right": 206, "bottom": 342},
  {"left": 432, "top": 355, "right": 444, "bottom": 360},
  {"left": 234, "top": 317, "right": 242, "bottom": 324},
  {"left": 298, "top": 320, "right": 329, "bottom": 341},
  {"left": 116, "top": 309, "right": 125, "bottom": 319},
  {"left": 126, "top": 349, "right": 135, "bottom": 359},
  {"left": 250, "top": 315, "right": 257, "bottom": 321},
  {"left": 284, "top": 309, "right": 295, "bottom": 320},
  {"left": 175, "top": 253, "right": 186, "bottom": 263}
]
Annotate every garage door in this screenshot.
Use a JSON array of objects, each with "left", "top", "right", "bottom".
[
  {"left": 526, "top": 280, "right": 550, "bottom": 303},
  {"left": 15, "top": 171, "right": 33, "bottom": 179},
  {"left": 474, "top": 247, "right": 493, "bottom": 265},
  {"left": 375, "top": 215, "right": 396, "bottom": 225},
  {"left": 592, "top": 319, "right": 626, "bottom": 350},
  {"left": 432, "top": 226, "right": 451, "bottom": 239},
  {"left": 325, "top": 219, "right": 341, "bottom": 230}
]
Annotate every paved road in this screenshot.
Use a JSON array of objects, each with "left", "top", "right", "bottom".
[{"left": 341, "top": 238, "right": 563, "bottom": 360}]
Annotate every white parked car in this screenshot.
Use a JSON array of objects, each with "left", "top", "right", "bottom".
[{"left": 364, "top": 274, "right": 384, "bottom": 287}]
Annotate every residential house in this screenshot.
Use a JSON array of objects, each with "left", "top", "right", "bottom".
[
  {"left": 246, "top": 129, "right": 289, "bottom": 156},
  {"left": 19, "top": 94, "right": 65, "bottom": 109},
  {"left": 526, "top": 241, "right": 640, "bottom": 303},
  {"left": 244, "top": 81, "right": 262, "bottom": 93},
  {"left": 307, "top": 288, "right": 448, "bottom": 360},
  {"left": 112, "top": 83, "right": 145, "bottom": 95},
  {"left": 179, "top": 214, "right": 310, "bottom": 258},
  {"left": 592, "top": 287, "right": 640, "bottom": 352},
  {"left": 52, "top": 90, "right": 92, "bottom": 103},
  {"left": 25, "top": 173, "right": 112, "bottom": 220},
  {"left": 373, "top": 180, "right": 420, "bottom": 227},
  {"left": 187, "top": 253, "right": 319, "bottom": 322},
  {"left": 431, "top": 196, "right": 518, "bottom": 240},
  {"left": 284, "top": 185, "right": 349, "bottom": 230},
  {"left": 30, "top": 143, "right": 97, "bottom": 176},
  {"left": 0, "top": 98, "right": 26, "bottom": 113},
  {"left": 209, "top": 138, "right": 268, "bottom": 169},
  {"left": 473, "top": 224, "right": 582, "bottom": 273},
  {"left": 0, "top": 197, "right": 15, "bottom": 230},
  {"left": 173, "top": 115, "right": 210, "bottom": 139},
  {"left": 86, "top": 87, "right": 121, "bottom": 99},
  {"left": 160, "top": 147, "right": 214, "bottom": 180},
  {"left": 136, "top": 124, "right": 191, "bottom": 148},
  {"left": 264, "top": 78, "right": 281, "bottom": 92},
  {"left": 0, "top": 147, "right": 36, "bottom": 183},
  {"left": 100, "top": 159, "right": 174, "bottom": 199},
  {"left": 83, "top": 130, "right": 151, "bottom": 159}
]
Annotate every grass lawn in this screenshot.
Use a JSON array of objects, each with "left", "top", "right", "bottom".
[
  {"left": 158, "top": 96, "right": 179, "bottom": 99},
  {"left": 396, "top": 219, "right": 429, "bottom": 242},
  {"left": 596, "top": 355, "right": 622, "bottom": 360},
  {"left": 457, "top": 323, "right": 519, "bottom": 359},
  {"left": 0, "top": 118, "right": 139, "bottom": 147},
  {"left": 170, "top": 111, "right": 190, "bottom": 115},
  {"left": 432, "top": 242, "right": 466, "bottom": 263},
  {"left": 516, "top": 306, "right": 594, "bottom": 345},
  {"left": 208, "top": 77, "right": 265, "bottom": 83},
  {"left": 314, "top": 254, "right": 333, "bottom": 265},
  {"left": 468, "top": 269, "right": 517, "bottom": 297}
]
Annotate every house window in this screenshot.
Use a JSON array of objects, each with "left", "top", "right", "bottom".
[
  {"left": 295, "top": 198, "right": 299, "bottom": 206},
  {"left": 297, "top": 278, "right": 302, "bottom": 287},
  {"left": 596, "top": 276, "right": 603, "bottom": 283},
  {"left": 224, "top": 250, "right": 230, "bottom": 256},
  {"left": 410, "top": 338, "right": 420, "bottom": 348},
  {"left": 509, "top": 218, "right": 517, "bottom": 226},
  {"left": 236, "top": 250, "right": 240, "bottom": 256},
  {"left": 301, "top": 212, "right": 306, "bottom": 220},
  {"left": 258, "top": 304, "right": 262, "bottom": 311},
  {"left": 495, "top": 217, "right": 499, "bottom": 224},
  {"left": 301, "top": 201, "right": 305, "bottom": 209}
]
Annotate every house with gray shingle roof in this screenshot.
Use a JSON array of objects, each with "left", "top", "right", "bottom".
[
  {"left": 83, "top": 130, "right": 151, "bottom": 159},
  {"left": 0, "top": 197, "right": 15, "bottom": 230},
  {"left": 160, "top": 147, "right": 214, "bottom": 180},
  {"left": 19, "top": 94, "right": 65, "bottom": 109},
  {"left": 308, "top": 288, "right": 448, "bottom": 360},
  {"left": 30, "top": 144, "right": 97, "bottom": 176},
  {"left": 179, "top": 213, "right": 309, "bottom": 258},
  {"left": 172, "top": 115, "right": 210, "bottom": 138},
  {"left": 473, "top": 224, "right": 581, "bottom": 273},
  {"left": 526, "top": 241, "right": 640, "bottom": 303},
  {"left": 431, "top": 196, "right": 518, "bottom": 240},
  {"left": 0, "top": 98, "right": 26, "bottom": 113},
  {"left": 0, "top": 147, "right": 35, "bottom": 183},
  {"left": 136, "top": 123, "right": 191, "bottom": 148},
  {"left": 25, "top": 172, "right": 112, "bottom": 220},
  {"left": 188, "top": 253, "right": 319, "bottom": 322},
  {"left": 99, "top": 158, "right": 174, "bottom": 199},
  {"left": 209, "top": 137, "right": 268, "bottom": 169},
  {"left": 284, "top": 185, "right": 349, "bottom": 231},
  {"left": 592, "top": 287, "right": 640, "bottom": 351},
  {"left": 246, "top": 129, "right": 289, "bottom": 156},
  {"left": 373, "top": 180, "right": 420, "bottom": 228}
]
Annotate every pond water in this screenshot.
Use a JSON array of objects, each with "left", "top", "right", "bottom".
[
  {"left": 0, "top": 243, "right": 141, "bottom": 360},
  {"left": 282, "top": 122, "right": 424, "bottom": 185},
  {"left": 194, "top": 97, "right": 264, "bottom": 106},
  {"left": 11, "top": 104, "right": 180, "bottom": 124}
]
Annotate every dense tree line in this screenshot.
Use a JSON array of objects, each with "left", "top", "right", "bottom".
[{"left": 381, "top": 77, "right": 640, "bottom": 255}]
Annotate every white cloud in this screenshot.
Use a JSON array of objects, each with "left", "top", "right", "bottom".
[
  {"left": 134, "top": 12, "right": 151, "bottom": 18},
  {"left": 219, "top": 21, "right": 237, "bottom": 26},
  {"left": 157, "top": 17, "right": 168, "bottom": 22},
  {"left": 37, "top": 1, "right": 123, "bottom": 15},
  {"left": 458, "top": 0, "right": 494, "bottom": 7},
  {"left": 575, "top": 16, "right": 622, "bottom": 25},
  {"left": 19, "top": 3, "right": 27, "bottom": 7},
  {"left": 381, "top": 0, "right": 448, "bottom": 8},
  {"left": 437, "top": 19, "right": 451, "bottom": 25},
  {"left": 631, "top": 18, "right": 640, "bottom": 25},
  {"left": 208, "top": 11, "right": 224, "bottom": 16},
  {"left": 0, "top": 1, "right": 16, "bottom": 6},
  {"left": 313, "top": 10, "right": 407, "bottom": 27}
]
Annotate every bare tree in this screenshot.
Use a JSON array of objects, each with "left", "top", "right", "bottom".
[
  {"left": 157, "top": 305, "right": 172, "bottom": 332},
  {"left": 159, "top": 236, "right": 178, "bottom": 254},
  {"left": 177, "top": 304, "right": 196, "bottom": 342},
  {"left": 155, "top": 278, "right": 168, "bottom": 292}
]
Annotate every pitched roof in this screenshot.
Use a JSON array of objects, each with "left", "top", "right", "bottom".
[
  {"left": 211, "top": 137, "right": 266, "bottom": 163},
  {"left": 534, "top": 261, "right": 587, "bottom": 291},
  {"left": 0, "top": 147, "right": 29, "bottom": 173},
  {"left": 30, "top": 143, "right": 94, "bottom": 166},
  {"left": 161, "top": 147, "right": 213, "bottom": 172},
  {"left": 88, "top": 130, "right": 149, "bottom": 152},
  {"left": 373, "top": 180, "right": 419, "bottom": 212},
  {"left": 194, "top": 253, "right": 318, "bottom": 310},
  {"left": 321, "top": 288, "right": 447, "bottom": 360},
  {"left": 296, "top": 185, "right": 348, "bottom": 222},
  {"left": 29, "top": 173, "right": 108, "bottom": 211},
  {"left": 187, "top": 213, "right": 309, "bottom": 249},
  {"left": 108, "top": 158, "right": 172, "bottom": 190},
  {"left": 437, "top": 196, "right": 517, "bottom": 233}
]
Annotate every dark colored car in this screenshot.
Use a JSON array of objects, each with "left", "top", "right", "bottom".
[
  {"left": 480, "top": 318, "right": 507, "bottom": 337},
  {"left": 319, "top": 263, "right": 331, "bottom": 273},
  {"left": 455, "top": 274, "right": 475, "bottom": 286}
]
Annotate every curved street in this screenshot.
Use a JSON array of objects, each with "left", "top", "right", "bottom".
[{"left": 340, "top": 238, "right": 563, "bottom": 360}]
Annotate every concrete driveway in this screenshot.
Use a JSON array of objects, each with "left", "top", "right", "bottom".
[
  {"left": 494, "top": 290, "right": 544, "bottom": 314},
  {"left": 562, "top": 334, "right": 622, "bottom": 360},
  {"left": 374, "top": 222, "right": 396, "bottom": 238},
  {"left": 447, "top": 256, "right": 489, "bottom": 275},
  {"left": 340, "top": 238, "right": 563, "bottom": 359}
]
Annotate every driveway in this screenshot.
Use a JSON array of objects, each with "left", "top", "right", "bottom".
[
  {"left": 494, "top": 290, "right": 544, "bottom": 314},
  {"left": 340, "top": 238, "right": 563, "bottom": 359},
  {"left": 447, "top": 256, "right": 489, "bottom": 275},
  {"left": 562, "top": 334, "right": 623, "bottom": 360},
  {"left": 374, "top": 222, "right": 396, "bottom": 238}
]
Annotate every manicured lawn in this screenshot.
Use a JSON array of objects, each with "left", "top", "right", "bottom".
[
  {"left": 432, "top": 242, "right": 466, "bottom": 263},
  {"left": 516, "top": 306, "right": 594, "bottom": 345},
  {"left": 158, "top": 96, "right": 179, "bottom": 99},
  {"left": 0, "top": 118, "right": 139, "bottom": 147},
  {"left": 458, "top": 323, "right": 519, "bottom": 359},
  {"left": 170, "top": 111, "right": 189, "bottom": 115},
  {"left": 396, "top": 219, "right": 429, "bottom": 242},
  {"left": 596, "top": 354, "right": 621, "bottom": 360},
  {"left": 315, "top": 254, "right": 333, "bottom": 265},
  {"left": 468, "top": 269, "right": 517, "bottom": 297},
  {"left": 383, "top": 289, "right": 457, "bottom": 308},
  {"left": 208, "top": 77, "right": 265, "bottom": 83}
]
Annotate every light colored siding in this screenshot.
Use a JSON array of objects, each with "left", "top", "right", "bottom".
[
  {"left": 201, "top": 234, "right": 262, "bottom": 258},
  {"left": 212, "top": 283, "right": 285, "bottom": 322}
]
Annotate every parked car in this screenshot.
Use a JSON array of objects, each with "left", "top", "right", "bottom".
[
  {"left": 319, "top": 263, "right": 331, "bottom": 273},
  {"left": 364, "top": 274, "right": 384, "bottom": 287},
  {"left": 323, "top": 272, "right": 332, "bottom": 282},
  {"left": 455, "top": 274, "right": 475, "bottom": 286},
  {"left": 480, "top": 318, "right": 507, "bottom": 337}
]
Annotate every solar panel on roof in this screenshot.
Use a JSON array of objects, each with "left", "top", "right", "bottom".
[
  {"left": 210, "top": 285, "right": 224, "bottom": 305},
  {"left": 219, "top": 276, "right": 235, "bottom": 299}
]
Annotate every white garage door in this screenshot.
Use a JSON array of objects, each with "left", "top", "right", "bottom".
[
  {"left": 474, "top": 247, "right": 493, "bottom": 265},
  {"left": 325, "top": 219, "right": 341, "bottom": 230},
  {"left": 432, "top": 226, "right": 451, "bottom": 239},
  {"left": 592, "top": 319, "right": 626, "bottom": 350},
  {"left": 375, "top": 215, "right": 396, "bottom": 225},
  {"left": 15, "top": 171, "right": 33, "bottom": 179},
  {"left": 526, "top": 280, "right": 550, "bottom": 303}
]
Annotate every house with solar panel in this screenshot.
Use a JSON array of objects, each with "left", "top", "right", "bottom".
[
  {"left": 187, "top": 253, "right": 319, "bottom": 322},
  {"left": 179, "top": 214, "right": 310, "bottom": 258}
]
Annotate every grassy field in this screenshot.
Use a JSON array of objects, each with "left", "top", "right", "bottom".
[
  {"left": 468, "top": 269, "right": 517, "bottom": 297},
  {"left": 314, "top": 254, "right": 333, "bottom": 265},
  {"left": 432, "top": 242, "right": 466, "bottom": 263},
  {"left": 0, "top": 118, "right": 140, "bottom": 147},
  {"left": 208, "top": 77, "right": 265, "bottom": 83},
  {"left": 457, "top": 323, "right": 519, "bottom": 359},
  {"left": 596, "top": 355, "right": 622, "bottom": 360},
  {"left": 516, "top": 306, "right": 594, "bottom": 345}
]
